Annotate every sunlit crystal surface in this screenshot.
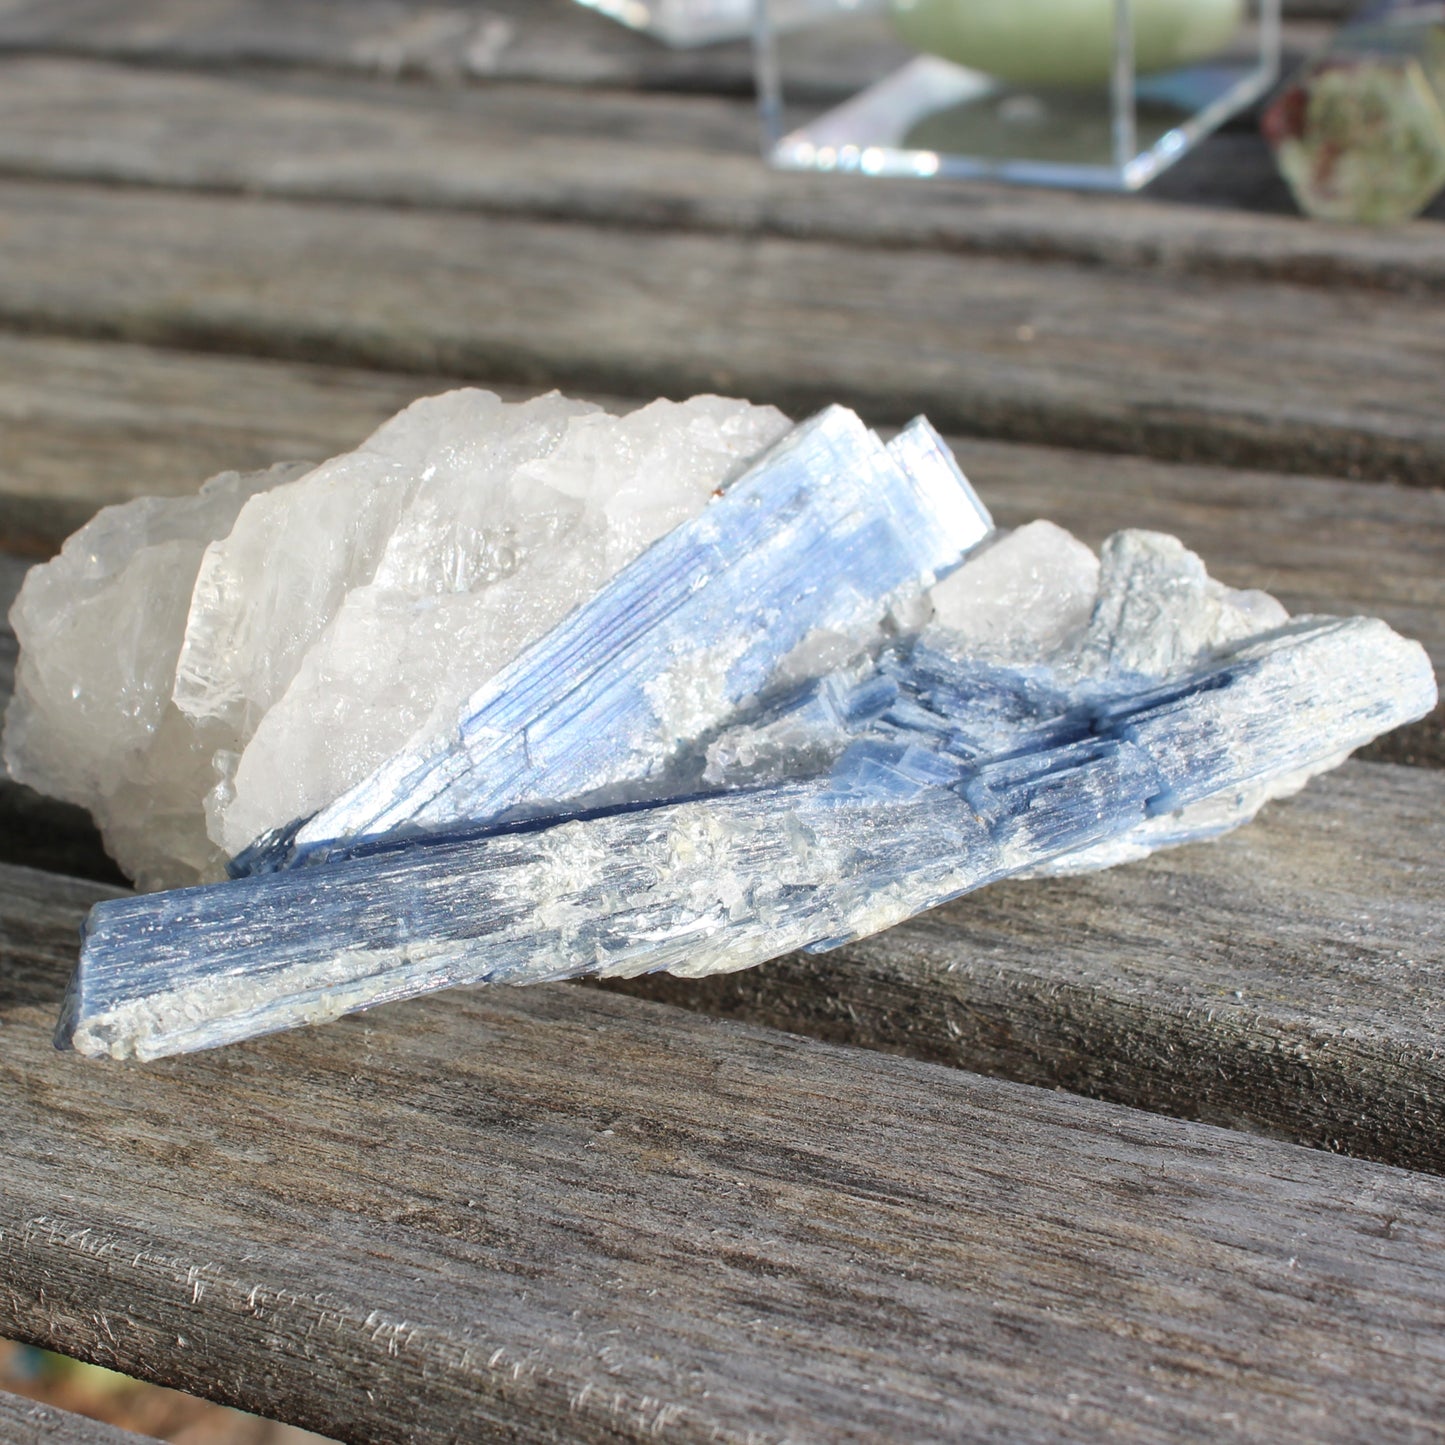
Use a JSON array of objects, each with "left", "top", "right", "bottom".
[
  {"left": 2, "top": 462, "right": 307, "bottom": 890},
  {"left": 4, "top": 391, "right": 795, "bottom": 887},
  {"left": 4, "top": 388, "right": 1435, "bottom": 1062},
  {"left": 248, "top": 407, "right": 992, "bottom": 873}
]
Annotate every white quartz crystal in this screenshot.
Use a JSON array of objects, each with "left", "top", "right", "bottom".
[
  {"left": 204, "top": 392, "right": 791, "bottom": 860},
  {"left": 2, "top": 463, "right": 306, "bottom": 890},
  {"left": 925, "top": 519, "right": 1100, "bottom": 662},
  {"left": 924, "top": 523, "right": 1287, "bottom": 681},
  {"left": 5, "top": 390, "right": 791, "bottom": 888}
]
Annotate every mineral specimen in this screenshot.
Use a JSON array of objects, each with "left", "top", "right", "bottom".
[
  {"left": 60, "top": 609, "right": 1433, "bottom": 1061},
  {"left": 1262, "top": 2, "right": 1445, "bottom": 224},
  {"left": 5, "top": 390, "right": 1434, "bottom": 1062},
  {"left": 5, "top": 391, "right": 796, "bottom": 888},
  {"left": 242, "top": 408, "right": 989, "bottom": 874}
]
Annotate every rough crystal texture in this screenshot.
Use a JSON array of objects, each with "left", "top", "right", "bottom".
[
  {"left": 62, "top": 610, "right": 1436, "bottom": 1061},
  {"left": 926, "top": 519, "right": 1100, "bottom": 662},
  {"left": 1, "top": 462, "right": 308, "bottom": 890},
  {"left": 250, "top": 407, "right": 991, "bottom": 873},
  {"left": 6, "top": 388, "right": 1436, "bottom": 1062},
  {"left": 4, "top": 391, "right": 794, "bottom": 888}
]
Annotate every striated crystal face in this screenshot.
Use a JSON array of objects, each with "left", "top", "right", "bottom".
[
  {"left": 62, "top": 597, "right": 1436, "bottom": 1061},
  {"left": 5, "top": 390, "right": 794, "bottom": 888},
  {"left": 256, "top": 407, "right": 992, "bottom": 873}
]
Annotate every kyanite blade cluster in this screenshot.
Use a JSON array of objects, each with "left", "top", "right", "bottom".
[
  {"left": 244, "top": 408, "right": 990, "bottom": 872},
  {"left": 7, "top": 388, "right": 1434, "bottom": 1063},
  {"left": 61, "top": 615, "right": 1435, "bottom": 1061}
]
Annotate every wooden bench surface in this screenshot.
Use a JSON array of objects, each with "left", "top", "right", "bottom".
[
  {"left": 3, "top": 174, "right": 1442, "bottom": 485},
  {"left": 7, "top": 863, "right": 1445, "bottom": 1444},
  {"left": 1, "top": 1, "right": 1442, "bottom": 1438},
  {"left": 0, "top": 1389, "right": 151, "bottom": 1445},
  {"left": 0, "top": 0, "right": 1356, "bottom": 94}
]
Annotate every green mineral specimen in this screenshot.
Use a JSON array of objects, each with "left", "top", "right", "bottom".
[
  {"left": 1262, "top": 13, "right": 1445, "bottom": 224},
  {"left": 890, "top": 0, "right": 1245, "bottom": 88}
]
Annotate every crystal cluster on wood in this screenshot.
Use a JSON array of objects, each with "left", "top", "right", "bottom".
[
  {"left": 3, "top": 391, "right": 1433, "bottom": 1061},
  {"left": 5, "top": 392, "right": 794, "bottom": 889}
]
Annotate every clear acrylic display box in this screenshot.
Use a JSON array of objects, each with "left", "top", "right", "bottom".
[{"left": 753, "top": 0, "right": 1283, "bottom": 191}]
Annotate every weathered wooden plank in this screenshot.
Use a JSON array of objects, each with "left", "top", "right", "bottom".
[
  {"left": 0, "top": 551, "right": 21, "bottom": 694},
  {"left": 0, "top": 1391, "right": 150, "bottom": 1445},
  {"left": 0, "top": 0, "right": 910, "bottom": 97},
  {"left": 0, "top": 336, "right": 636, "bottom": 558},
  {"left": 0, "top": 0, "right": 748, "bottom": 91},
  {"left": 0, "top": 335, "right": 461, "bottom": 556},
  {"left": 0, "top": 0, "right": 1336, "bottom": 95},
  {"left": 4, "top": 860, "right": 1445, "bottom": 1443},
  {"left": 1, "top": 59, "right": 1440, "bottom": 291},
  {"left": 612, "top": 758, "right": 1445, "bottom": 1174},
  {"left": 3, "top": 181, "right": 1442, "bottom": 484}
]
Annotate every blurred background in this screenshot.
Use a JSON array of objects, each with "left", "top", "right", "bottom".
[{"left": 1, "top": 1340, "right": 334, "bottom": 1441}]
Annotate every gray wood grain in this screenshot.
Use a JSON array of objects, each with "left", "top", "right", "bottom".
[
  {"left": 0, "top": 550, "right": 23, "bottom": 696},
  {"left": 4, "top": 859, "right": 1445, "bottom": 1443},
  {"left": 0, "top": 1391, "right": 150, "bottom": 1445},
  {"left": 0, "top": 335, "right": 464, "bottom": 556},
  {"left": 0, "top": 0, "right": 1338, "bottom": 95},
  {"left": 2, "top": 59, "right": 1440, "bottom": 289},
  {"left": 0, "top": 0, "right": 913, "bottom": 98},
  {"left": 0, "top": 0, "right": 755, "bottom": 90},
  {"left": 3, "top": 180, "right": 1443, "bottom": 485}
]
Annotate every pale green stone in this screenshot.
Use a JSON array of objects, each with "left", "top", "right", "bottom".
[{"left": 890, "top": 0, "right": 1245, "bottom": 87}]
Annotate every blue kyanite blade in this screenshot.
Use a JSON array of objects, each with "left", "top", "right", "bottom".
[
  {"left": 233, "top": 407, "right": 993, "bottom": 876},
  {"left": 58, "top": 614, "right": 1436, "bottom": 1061}
]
